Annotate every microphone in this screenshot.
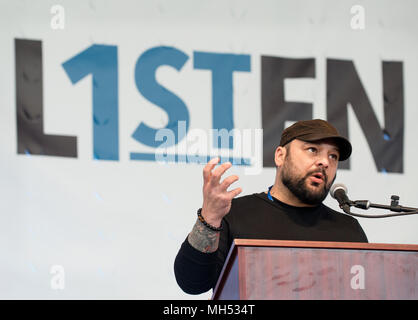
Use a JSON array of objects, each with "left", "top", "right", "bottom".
[{"left": 330, "top": 183, "right": 352, "bottom": 214}]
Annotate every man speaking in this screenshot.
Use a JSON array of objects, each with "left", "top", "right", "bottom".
[{"left": 174, "top": 119, "right": 368, "bottom": 294}]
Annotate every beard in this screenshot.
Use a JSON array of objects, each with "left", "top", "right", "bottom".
[{"left": 280, "top": 153, "right": 335, "bottom": 205}]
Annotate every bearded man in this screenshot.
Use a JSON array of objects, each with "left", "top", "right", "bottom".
[{"left": 174, "top": 119, "right": 368, "bottom": 295}]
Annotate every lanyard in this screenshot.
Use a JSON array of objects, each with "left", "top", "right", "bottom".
[{"left": 267, "top": 185, "right": 274, "bottom": 201}]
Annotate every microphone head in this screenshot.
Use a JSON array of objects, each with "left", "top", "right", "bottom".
[{"left": 330, "top": 183, "right": 348, "bottom": 199}]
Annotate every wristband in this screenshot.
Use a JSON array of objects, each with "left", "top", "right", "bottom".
[{"left": 197, "top": 208, "right": 223, "bottom": 232}]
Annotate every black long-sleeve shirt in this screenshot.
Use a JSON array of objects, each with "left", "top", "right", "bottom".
[{"left": 174, "top": 192, "right": 368, "bottom": 294}]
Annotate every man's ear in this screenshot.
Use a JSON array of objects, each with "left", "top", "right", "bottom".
[{"left": 274, "top": 145, "right": 287, "bottom": 168}]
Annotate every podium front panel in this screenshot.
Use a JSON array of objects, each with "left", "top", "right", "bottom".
[{"left": 238, "top": 246, "right": 417, "bottom": 300}]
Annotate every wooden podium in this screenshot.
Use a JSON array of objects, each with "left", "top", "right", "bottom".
[{"left": 212, "top": 239, "right": 418, "bottom": 300}]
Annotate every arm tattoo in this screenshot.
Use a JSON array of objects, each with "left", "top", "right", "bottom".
[{"left": 188, "top": 218, "right": 220, "bottom": 253}]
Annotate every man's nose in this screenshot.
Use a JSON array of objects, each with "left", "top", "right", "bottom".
[{"left": 315, "top": 153, "right": 330, "bottom": 168}]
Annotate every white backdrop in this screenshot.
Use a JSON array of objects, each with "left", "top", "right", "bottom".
[{"left": 0, "top": 0, "right": 417, "bottom": 299}]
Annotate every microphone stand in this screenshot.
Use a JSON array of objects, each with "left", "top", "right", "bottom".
[{"left": 342, "top": 195, "right": 418, "bottom": 218}]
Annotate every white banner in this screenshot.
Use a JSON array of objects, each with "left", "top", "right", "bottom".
[{"left": 0, "top": 0, "right": 417, "bottom": 299}]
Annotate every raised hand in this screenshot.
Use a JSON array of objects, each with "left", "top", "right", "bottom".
[
  {"left": 201, "top": 157, "right": 242, "bottom": 227},
  {"left": 187, "top": 157, "right": 242, "bottom": 253}
]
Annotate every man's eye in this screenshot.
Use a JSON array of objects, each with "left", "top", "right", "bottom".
[
  {"left": 307, "top": 147, "right": 317, "bottom": 153},
  {"left": 329, "top": 154, "right": 338, "bottom": 160}
]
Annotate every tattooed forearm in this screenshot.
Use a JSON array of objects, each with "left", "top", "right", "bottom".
[{"left": 187, "top": 218, "right": 220, "bottom": 253}]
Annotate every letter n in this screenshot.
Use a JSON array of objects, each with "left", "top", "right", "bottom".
[{"left": 327, "top": 59, "right": 404, "bottom": 172}]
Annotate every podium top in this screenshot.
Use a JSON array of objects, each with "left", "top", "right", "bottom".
[{"left": 232, "top": 239, "right": 418, "bottom": 251}]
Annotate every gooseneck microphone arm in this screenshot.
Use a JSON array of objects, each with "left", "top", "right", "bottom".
[
  {"left": 348, "top": 195, "right": 418, "bottom": 218},
  {"left": 330, "top": 183, "right": 418, "bottom": 218}
]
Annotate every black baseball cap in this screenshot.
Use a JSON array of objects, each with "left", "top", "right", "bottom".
[{"left": 279, "top": 119, "right": 352, "bottom": 161}]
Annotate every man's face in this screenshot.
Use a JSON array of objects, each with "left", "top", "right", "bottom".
[{"left": 279, "top": 139, "right": 339, "bottom": 205}]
